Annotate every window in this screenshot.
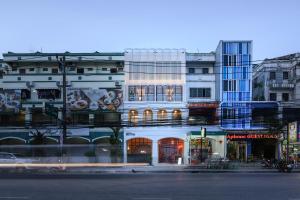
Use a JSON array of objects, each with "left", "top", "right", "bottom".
[
  {"left": 102, "top": 68, "right": 107, "bottom": 71},
  {"left": 282, "top": 93, "right": 289, "bottom": 101},
  {"left": 202, "top": 68, "right": 209, "bottom": 74},
  {"left": 29, "top": 68, "right": 35, "bottom": 72},
  {"left": 188, "top": 68, "right": 195, "bottom": 74},
  {"left": 270, "top": 72, "right": 276, "bottom": 80},
  {"left": 77, "top": 68, "right": 84, "bottom": 74},
  {"left": 17, "top": 77, "right": 21, "bottom": 81},
  {"left": 108, "top": 76, "right": 112, "bottom": 80},
  {"left": 52, "top": 68, "right": 58, "bottom": 74},
  {"left": 270, "top": 93, "right": 277, "bottom": 101},
  {"left": 128, "top": 85, "right": 155, "bottom": 101},
  {"left": 21, "top": 89, "right": 31, "bottom": 100},
  {"left": 110, "top": 68, "right": 118, "bottom": 73},
  {"left": 223, "top": 80, "right": 228, "bottom": 91},
  {"left": 87, "top": 68, "right": 93, "bottom": 71},
  {"left": 48, "top": 77, "right": 52, "bottom": 80},
  {"left": 189, "top": 88, "right": 211, "bottom": 98},
  {"left": 43, "top": 68, "right": 48, "bottom": 72},
  {"left": 37, "top": 89, "right": 61, "bottom": 100},
  {"left": 19, "top": 69, "right": 26, "bottom": 74},
  {"left": 48, "top": 57, "right": 52, "bottom": 61},
  {"left": 283, "top": 71, "right": 289, "bottom": 80},
  {"left": 69, "top": 67, "right": 75, "bottom": 71}
]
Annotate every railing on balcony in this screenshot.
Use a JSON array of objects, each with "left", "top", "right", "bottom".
[{"left": 268, "top": 79, "right": 294, "bottom": 89}]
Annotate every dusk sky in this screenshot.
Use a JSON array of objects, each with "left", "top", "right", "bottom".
[{"left": 1, "top": 0, "right": 299, "bottom": 61}]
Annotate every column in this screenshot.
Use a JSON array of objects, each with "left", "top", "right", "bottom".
[
  {"left": 152, "top": 140, "right": 158, "bottom": 165},
  {"left": 184, "top": 139, "right": 189, "bottom": 165},
  {"left": 123, "top": 139, "right": 127, "bottom": 163}
]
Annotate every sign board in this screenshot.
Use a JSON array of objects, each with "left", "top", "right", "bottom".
[
  {"left": 67, "top": 88, "right": 123, "bottom": 111},
  {"left": 227, "top": 134, "right": 279, "bottom": 140},
  {"left": 289, "top": 122, "right": 297, "bottom": 143}
]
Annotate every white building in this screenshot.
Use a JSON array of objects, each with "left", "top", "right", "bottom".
[
  {"left": 122, "top": 49, "right": 225, "bottom": 165},
  {"left": 0, "top": 52, "right": 125, "bottom": 144}
]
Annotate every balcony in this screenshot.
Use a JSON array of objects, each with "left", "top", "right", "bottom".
[{"left": 268, "top": 80, "right": 294, "bottom": 90}]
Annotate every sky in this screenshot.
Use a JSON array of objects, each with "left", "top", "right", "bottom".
[{"left": 0, "top": 0, "right": 299, "bottom": 61}]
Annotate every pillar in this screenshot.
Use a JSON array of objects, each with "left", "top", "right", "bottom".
[
  {"left": 152, "top": 140, "right": 158, "bottom": 165},
  {"left": 184, "top": 139, "right": 189, "bottom": 165},
  {"left": 123, "top": 139, "right": 127, "bottom": 163}
]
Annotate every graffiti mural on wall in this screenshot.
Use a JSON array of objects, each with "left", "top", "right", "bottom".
[
  {"left": 67, "top": 88, "right": 123, "bottom": 111},
  {"left": 0, "top": 90, "right": 21, "bottom": 112}
]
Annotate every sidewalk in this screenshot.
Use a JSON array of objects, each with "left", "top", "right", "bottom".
[
  {"left": 2, "top": 163, "right": 300, "bottom": 174},
  {"left": 49, "top": 164, "right": 300, "bottom": 174}
]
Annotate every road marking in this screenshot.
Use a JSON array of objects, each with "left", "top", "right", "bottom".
[{"left": 132, "top": 198, "right": 171, "bottom": 200}]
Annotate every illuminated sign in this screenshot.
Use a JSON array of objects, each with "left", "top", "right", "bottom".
[
  {"left": 227, "top": 134, "right": 279, "bottom": 140},
  {"left": 188, "top": 102, "right": 219, "bottom": 108}
]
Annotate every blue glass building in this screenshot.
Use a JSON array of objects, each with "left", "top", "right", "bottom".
[{"left": 216, "top": 41, "right": 253, "bottom": 129}]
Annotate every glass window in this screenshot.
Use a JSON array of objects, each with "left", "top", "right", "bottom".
[
  {"left": 189, "top": 88, "right": 211, "bottom": 98},
  {"left": 270, "top": 72, "right": 276, "bottom": 80},
  {"left": 223, "top": 80, "right": 228, "bottom": 91},
  {"left": 77, "top": 68, "right": 84, "bottom": 74},
  {"left": 282, "top": 93, "right": 289, "bottom": 101},
  {"left": 21, "top": 89, "right": 31, "bottom": 100},
  {"left": 19, "top": 69, "right": 26, "bottom": 74},
  {"left": 202, "top": 68, "right": 209, "bottom": 74},
  {"left": 42, "top": 68, "right": 48, "bottom": 72},
  {"left": 283, "top": 72, "right": 289, "bottom": 80},
  {"left": 188, "top": 68, "right": 195, "bottom": 74},
  {"left": 52, "top": 68, "right": 58, "bottom": 74},
  {"left": 29, "top": 68, "right": 35, "bottom": 72},
  {"left": 270, "top": 93, "right": 277, "bottom": 101}
]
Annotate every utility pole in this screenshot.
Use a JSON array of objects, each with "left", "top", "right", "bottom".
[{"left": 56, "top": 55, "right": 67, "bottom": 143}]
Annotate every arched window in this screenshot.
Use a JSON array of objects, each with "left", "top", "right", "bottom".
[
  {"left": 172, "top": 109, "right": 182, "bottom": 120},
  {"left": 143, "top": 109, "right": 153, "bottom": 122},
  {"left": 128, "top": 110, "right": 138, "bottom": 123},
  {"left": 157, "top": 109, "right": 167, "bottom": 120}
]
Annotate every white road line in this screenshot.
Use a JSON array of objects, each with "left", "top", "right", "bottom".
[{"left": 132, "top": 198, "right": 171, "bottom": 200}]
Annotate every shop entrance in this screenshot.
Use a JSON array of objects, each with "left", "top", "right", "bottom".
[
  {"left": 227, "top": 141, "right": 247, "bottom": 161},
  {"left": 190, "top": 138, "right": 213, "bottom": 164},
  {"left": 252, "top": 139, "right": 276, "bottom": 160},
  {"left": 127, "top": 138, "right": 152, "bottom": 163},
  {"left": 158, "top": 138, "right": 184, "bottom": 164}
]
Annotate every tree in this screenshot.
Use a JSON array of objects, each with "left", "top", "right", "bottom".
[
  {"left": 30, "top": 129, "right": 48, "bottom": 157},
  {"left": 30, "top": 129, "right": 48, "bottom": 145}
]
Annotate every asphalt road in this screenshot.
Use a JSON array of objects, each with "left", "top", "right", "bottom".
[{"left": 0, "top": 173, "right": 299, "bottom": 200}]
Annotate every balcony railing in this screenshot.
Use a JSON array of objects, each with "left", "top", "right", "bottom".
[{"left": 268, "top": 80, "right": 294, "bottom": 89}]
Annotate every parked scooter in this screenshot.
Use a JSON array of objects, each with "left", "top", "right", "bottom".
[{"left": 277, "top": 160, "right": 293, "bottom": 173}]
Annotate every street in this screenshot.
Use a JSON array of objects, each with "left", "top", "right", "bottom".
[{"left": 0, "top": 173, "right": 299, "bottom": 200}]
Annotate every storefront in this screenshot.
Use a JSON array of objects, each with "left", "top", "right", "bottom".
[
  {"left": 124, "top": 126, "right": 226, "bottom": 165},
  {"left": 188, "top": 130, "right": 226, "bottom": 164},
  {"left": 226, "top": 132, "right": 280, "bottom": 161}
]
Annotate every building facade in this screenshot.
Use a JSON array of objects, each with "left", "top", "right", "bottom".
[
  {"left": 186, "top": 52, "right": 219, "bottom": 125},
  {"left": 253, "top": 53, "right": 300, "bottom": 122},
  {"left": 0, "top": 52, "right": 125, "bottom": 144}
]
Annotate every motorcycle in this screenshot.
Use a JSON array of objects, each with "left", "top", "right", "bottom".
[{"left": 277, "top": 160, "right": 293, "bottom": 173}]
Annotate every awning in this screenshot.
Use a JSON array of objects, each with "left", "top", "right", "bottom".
[{"left": 190, "top": 131, "right": 227, "bottom": 136}]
